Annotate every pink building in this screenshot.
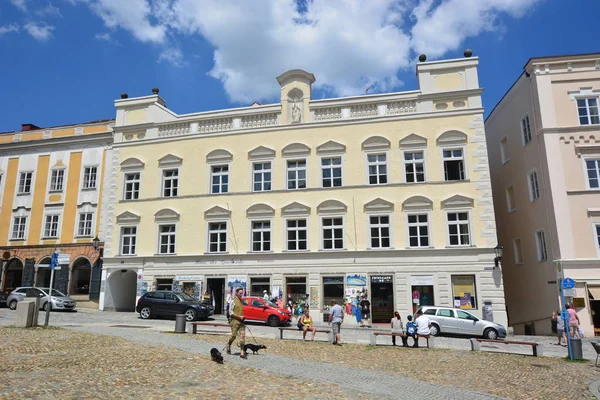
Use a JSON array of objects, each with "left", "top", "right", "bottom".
[{"left": 486, "top": 53, "right": 600, "bottom": 336}]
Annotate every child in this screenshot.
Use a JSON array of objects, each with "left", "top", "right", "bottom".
[{"left": 403, "top": 315, "right": 417, "bottom": 347}]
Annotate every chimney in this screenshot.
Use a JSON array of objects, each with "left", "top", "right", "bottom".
[{"left": 21, "top": 123, "right": 41, "bottom": 131}]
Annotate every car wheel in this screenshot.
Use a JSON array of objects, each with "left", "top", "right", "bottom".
[
  {"left": 42, "top": 302, "right": 50, "bottom": 311},
  {"left": 139, "top": 306, "right": 152, "bottom": 319},
  {"left": 484, "top": 328, "right": 498, "bottom": 340},
  {"left": 268, "top": 315, "right": 280, "bottom": 327},
  {"left": 8, "top": 300, "right": 17, "bottom": 310},
  {"left": 184, "top": 308, "right": 197, "bottom": 322},
  {"left": 429, "top": 323, "right": 440, "bottom": 336}
]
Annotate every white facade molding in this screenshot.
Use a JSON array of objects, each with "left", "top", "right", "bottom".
[
  {"left": 248, "top": 146, "right": 276, "bottom": 160},
  {"left": 364, "top": 198, "right": 394, "bottom": 213},
  {"left": 402, "top": 196, "right": 433, "bottom": 211},
  {"left": 116, "top": 211, "right": 141, "bottom": 224},
  {"left": 158, "top": 154, "right": 183, "bottom": 168},
  {"left": 246, "top": 203, "right": 275, "bottom": 218},
  {"left": 316, "top": 140, "right": 346, "bottom": 155},
  {"left": 361, "top": 136, "right": 391, "bottom": 152},
  {"left": 120, "top": 157, "right": 145, "bottom": 170},
  {"left": 441, "top": 194, "right": 474, "bottom": 209},
  {"left": 204, "top": 205, "right": 231, "bottom": 220},
  {"left": 206, "top": 149, "right": 233, "bottom": 164},
  {"left": 436, "top": 130, "right": 468, "bottom": 146},
  {"left": 282, "top": 143, "right": 311, "bottom": 158},
  {"left": 316, "top": 199, "right": 347, "bottom": 215},
  {"left": 281, "top": 201, "right": 311, "bottom": 217},
  {"left": 154, "top": 208, "right": 180, "bottom": 223},
  {"left": 399, "top": 133, "right": 428, "bottom": 149}
]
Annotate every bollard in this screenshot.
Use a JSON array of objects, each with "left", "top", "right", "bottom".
[
  {"left": 175, "top": 314, "right": 187, "bottom": 333},
  {"left": 15, "top": 300, "right": 35, "bottom": 328}
]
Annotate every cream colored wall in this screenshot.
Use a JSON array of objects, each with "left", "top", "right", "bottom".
[
  {"left": 111, "top": 113, "right": 490, "bottom": 257},
  {"left": 551, "top": 74, "right": 600, "bottom": 127}
]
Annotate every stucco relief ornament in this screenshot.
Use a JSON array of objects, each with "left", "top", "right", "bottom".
[{"left": 291, "top": 100, "right": 301, "bottom": 123}]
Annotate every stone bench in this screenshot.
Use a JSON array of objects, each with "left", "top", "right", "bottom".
[
  {"left": 470, "top": 338, "right": 543, "bottom": 357},
  {"left": 189, "top": 322, "right": 231, "bottom": 335},
  {"left": 278, "top": 327, "right": 331, "bottom": 341}
]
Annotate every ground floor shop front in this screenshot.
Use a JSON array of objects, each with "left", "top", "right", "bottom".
[
  {"left": 558, "top": 259, "right": 600, "bottom": 337},
  {"left": 99, "top": 249, "right": 508, "bottom": 328}
]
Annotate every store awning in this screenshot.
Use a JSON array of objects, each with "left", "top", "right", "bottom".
[{"left": 588, "top": 287, "right": 600, "bottom": 300}]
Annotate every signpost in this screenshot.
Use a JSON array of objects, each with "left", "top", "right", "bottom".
[
  {"left": 44, "top": 251, "right": 58, "bottom": 326},
  {"left": 560, "top": 275, "right": 575, "bottom": 361}
]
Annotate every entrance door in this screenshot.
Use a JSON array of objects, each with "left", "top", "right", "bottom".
[
  {"left": 370, "top": 275, "right": 394, "bottom": 323},
  {"left": 591, "top": 300, "right": 600, "bottom": 335},
  {"left": 4, "top": 259, "right": 24, "bottom": 293},
  {"left": 71, "top": 258, "right": 92, "bottom": 295},
  {"left": 207, "top": 278, "right": 225, "bottom": 315},
  {"left": 412, "top": 285, "right": 434, "bottom": 314}
]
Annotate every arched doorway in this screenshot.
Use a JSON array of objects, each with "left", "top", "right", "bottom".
[
  {"left": 4, "top": 258, "right": 24, "bottom": 292},
  {"left": 107, "top": 269, "right": 137, "bottom": 311},
  {"left": 70, "top": 257, "right": 92, "bottom": 295},
  {"left": 36, "top": 257, "right": 52, "bottom": 288}
]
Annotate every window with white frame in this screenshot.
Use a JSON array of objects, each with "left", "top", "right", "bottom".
[
  {"left": 211, "top": 165, "right": 229, "bottom": 194},
  {"left": 162, "top": 169, "right": 179, "bottom": 197},
  {"left": 404, "top": 151, "right": 425, "bottom": 183},
  {"left": 577, "top": 98, "right": 600, "bottom": 125},
  {"left": 500, "top": 137, "right": 509, "bottom": 163},
  {"left": 11, "top": 216, "right": 26, "bottom": 240},
  {"left": 528, "top": 171, "right": 540, "bottom": 201},
  {"left": 83, "top": 166, "right": 98, "bottom": 189},
  {"left": 18, "top": 172, "right": 33, "bottom": 194},
  {"left": 447, "top": 212, "right": 470, "bottom": 246},
  {"left": 208, "top": 222, "right": 227, "bottom": 253},
  {"left": 251, "top": 221, "right": 271, "bottom": 252},
  {"left": 123, "top": 172, "right": 140, "bottom": 200},
  {"left": 120, "top": 226, "right": 137, "bottom": 255},
  {"left": 321, "top": 157, "right": 342, "bottom": 187},
  {"left": 535, "top": 230, "right": 547, "bottom": 261},
  {"left": 49, "top": 169, "right": 65, "bottom": 192},
  {"left": 596, "top": 224, "right": 600, "bottom": 253},
  {"left": 586, "top": 159, "right": 600, "bottom": 189},
  {"left": 369, "top": 215, "right": 390, "bottom": 248},
  {"left": 408, "top": 214, "right": 429, "bottom": 248},
  {"left": 443, "top": 149, "right": 465, "bottom": 181},
  {"left": 322, "top": 217, "right": 344, "bottom": 250},
  {"left": 158, "top": 224, "right": 176, "bottom": 254},
  {"left": 513, "top": 238, "right": 523, "bottom": 264},
  {"left": 253, "top": 162, "right": 272, "bottom": 192},
  {"left": 506, "top": 186, "right": 516, "bottom": 212},
  {"left": 287, "top": 160, "right": 307, "bottom": 190},
  {"left": 43, "top": 215, "right": 59, "bottom": 238},
  {"left": 286, "top": 219, "right": 307, "bottom": 251},
  {"left": 367, "top": 153, "right": 387, "bottom": 185},
  {"left": 521, "top": 115, "right": 532, "bottom": 145},
  {"left": 77, "top": 212, "right": 93, "bottom": 237}
]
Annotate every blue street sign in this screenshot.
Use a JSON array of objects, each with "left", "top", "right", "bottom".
[{"left": 562, "top": 278, "right": 575, "bottom": 289}]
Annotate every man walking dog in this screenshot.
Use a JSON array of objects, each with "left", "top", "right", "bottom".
[{"left": 227, "top": 287, "right": 247, "bottom": 359}]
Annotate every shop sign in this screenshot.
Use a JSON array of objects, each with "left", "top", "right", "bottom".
[
  {"left": 411, "top": 275, "right": 433, "bottom": 286},
  {"left": 572, "top": 297, "right": 585, "bottom": 307},
  {"left": 176, "top": 276, "right": 203, "bottom": 281},
  {"left": 346, "top": 274, "right": 367, "bottom": 286},
  {"left": 323, "top": 277, "right": 344, "bottom": 284},
  {"left": 371, "top": 275, "right": 393, "bottom": 283},
  {"left": 309, "top": 286, "right": 319, "bottom": 308}
]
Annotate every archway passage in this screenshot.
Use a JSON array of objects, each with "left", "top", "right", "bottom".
[
  {"left": 107, "top": 269, "right": 137, "bottom": 312},
  {"left": 36, "top": 257, "right": 52, "bottom": 288},
  {"left": 4, "top": 259, "right": 24, "bottom": 292},
  {"left": 70, "top": 258, "right": 92, "bottom": 295}
]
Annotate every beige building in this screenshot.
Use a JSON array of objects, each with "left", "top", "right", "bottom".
[
  {"left": 99, "top": 56, "right": 508, "bottom": 331},
  {"left": 486, "top": 53, "right": 600, "bottom": 335}
]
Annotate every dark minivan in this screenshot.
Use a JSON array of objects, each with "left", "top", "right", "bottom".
[{"left": 136, "top": 291, "right": 214, "bottom": 322}]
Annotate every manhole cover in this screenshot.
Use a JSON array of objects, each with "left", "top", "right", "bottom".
[{"left": 109, "top": 325, "right": 153, "bottom": 329}]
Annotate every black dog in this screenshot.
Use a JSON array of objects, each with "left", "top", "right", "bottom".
[
  {"left": 210, "top": 348, "right": 224, "bottom": 364},
  {"left": 243, "top": 343, "right": 267, "bottom": 354}
]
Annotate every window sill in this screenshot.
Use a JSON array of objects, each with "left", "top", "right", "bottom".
[
  {"left": 204, "top": 252, "right": 229, "bottom": 255},
  {"left": 81, "top": 187, "right": 97, "bottom": 191},
  {"left": 42, "top": 237, "right": 59, "bottom": 240},
  {"left": 282, "top": 250, "right": 310, "bottom": 253},
  {"left": 74, "top": 235, "right": 93, "bottom": 239},
  {"left": 405, "top": 246, "right": 435, "bottom": 250},
  {"left": 319, "top": 248, "right": 347, "bottom": 252},
  {"left": 16, "top": 192, "right": 31, "bottom": 196},
  {"left": 155, "top": 253, "right": 177, "bottom": 256},
  {"left": 9, "top": 238, "right": 26, "bottom": 241},
  {"left": 119, "top": 254, "right": 137, "bottom": 257},
  {"left": 366, "top": 247, "right": 395, "bottom": 250},
  {"left": 247, "top": 251, "right": 274, "bottom": 254},
  {"left": 443, "top": 179, "right": 467, "bottom": 183},
  {"left": 445, "top": 245, "right": 476, "bottom": 249}
]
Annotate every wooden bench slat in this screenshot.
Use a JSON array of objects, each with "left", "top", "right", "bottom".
[{"left": 476, "top": 339, "right": 537, "bottom": 346}]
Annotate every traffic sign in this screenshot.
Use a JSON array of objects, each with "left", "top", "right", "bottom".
[
  {"left": 412, "top": 290, "right": 420, "bottom": 299},
  {"left": 562, "top": 278, "right": 575, "bottom": 289},
  {"left": 34, "top": 264, "right": 50, "bottom": 268},
  {"left": 564, "top": 288, "right": 577, "bottom": 297},
  {"left": 57, "top": 254, "right": 70, "bottom": 264}
]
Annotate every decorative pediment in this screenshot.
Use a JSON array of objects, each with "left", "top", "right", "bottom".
[
  {"left": 204, "top": 205, "right": 231, "bottom": 220},
  {"left": 316, "top": 140, "right": 346, "bottom": 155},
  {"left": 116, "top": 211, "right": 140, "bottom": 224},
  {"left": 441, "top": 195, "right": 474, "bottom": 209},
  {"left": 364, "top": 198, "right": 394, "bottom": 213},
  {"left": 399, "top": 134, "right": 428, "bottom": 149},
  {"left": 120, "top": 157, "right": 145, "bottom": 170},
  {"left": 206, "top": 149, "right": 233, "bottom": 163},
  {"left": 248, "top": 146, "right": 276, "bottom": 160},
  {"left": 154, "top": 208, "right": 180, "bottom": 222},
  {"left": 362, "top": 136, "right": 390, "bottom": 151},
  {"left": 158, "top": 154, "right": 183, "bottom": 167},
  {"left": 317, "top": 200, "right": 347, "bottom": 215},
  {"left": 402, "top": 196, "right": 433, "bottom": 211},
  {"left": 246, "top": 203, "right": 275, "bottom": 218},
  {"left": 282, "top": 143, "right": 311, "bottom": 158},
  {"left": 281, "top": 201, "right": 311, "bottom": 217},
  {"left": 12, "top": 206, "right": 30, "bottom": 216},
  {"left": 436, "top": 130, "right": 468, "bottom": 146}
]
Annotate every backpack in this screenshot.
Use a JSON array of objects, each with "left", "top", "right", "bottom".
[
  {"left": 406, "top": 322, "right": 416, "bottom": 335},
  {"left": 297, "top": 318, "right": 304, "bottom": 330}
]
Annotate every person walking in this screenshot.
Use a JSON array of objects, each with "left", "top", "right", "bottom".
[
  {"left": 328, "top": 300, "right": 344, "bottom": 345},
  {"left": 301, "top": 309, "right": 317, "bottom": 341},
  {"left": 414, "top": 309, "right": 432, "bottom": 348},
  {"left": 360, "top": 295, "right": 371, "bottom": 328},
  {"left": 391, "top": 311, "right": 403, "bottom": 346},
  {"left": 263, "top": 290, "right": 269, "bottom": 302},
  {"left": 566, "top": 304, "right": 580, "bottom": 338},
  {"left": 227, "top": 287, "right": 247, "bottom": 359},
  {"left": 552, "top": 310, "right": 566, "bottom": 346}
]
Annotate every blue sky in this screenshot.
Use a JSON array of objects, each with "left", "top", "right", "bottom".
[{"left": 0, "top": 0, "right": 597, "bottom": 131}]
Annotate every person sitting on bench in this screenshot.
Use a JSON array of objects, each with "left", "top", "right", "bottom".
[
  {"left": 414, "top": 309, "right": 432, "bottom": 348},
  {"left": 403, "top": 315, "right": 417, "bottom": 347},
  {"left": 300, "top": 309, "right": 316, "bottom": 341},
  {"left": 390, "top": 311, "right": 403, "bottom": 346}
]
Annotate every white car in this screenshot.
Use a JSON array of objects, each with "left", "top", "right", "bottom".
[
  {"left": 6, "top": 287, "right": 76, "bottom": 311},
  {"left": 416, "top": 306, "right": 506, "bottom": 340}
]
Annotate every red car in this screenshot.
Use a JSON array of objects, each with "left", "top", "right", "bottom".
[{"left": 241, "top": 296, "right": 291, "bottom": 327}]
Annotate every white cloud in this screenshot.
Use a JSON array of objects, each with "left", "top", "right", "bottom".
[
  {"left": 158, "top": 47, "right": 188, "bottom": 68},
  {"left": 10, "top": 0, "right": 27, "bottom": 12},
  {"left": 73, "top": 0, "right": 543, "bottom": 103},
  {"left": 0, "top": 24, "right": 19, "bottom": 36},
  {"left": 23, "top": 22, "right": 55, "bottom": 41},
  {"left": 95, "top": 32, "right": 110, "bottom": 41},
  {"left": 35, "top": 4, "right": 63, "bottom": 18}
]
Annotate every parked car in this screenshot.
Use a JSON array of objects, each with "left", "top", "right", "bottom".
[
  {"left": 416, "top": 306, "right": 506, "bottom": 340},
  {"left": 6, "top": 287, "right": 76, "bottom": 311},
  {"left": 136, "top": 291, "right": 214, "bottom": 322},
  {"left": 241, "top": 296, "right": 292, "bottom": 327},
  {"left": 0, "top": 291, "right": 7, "bottom": 307}
]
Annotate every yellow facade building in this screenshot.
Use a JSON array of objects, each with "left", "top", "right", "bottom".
[
  {"left": 100, "top": 56, "right": 508, "bottom": 327},
  {"left": 0, "top": 121, "right": 112, "bottom": 304}
]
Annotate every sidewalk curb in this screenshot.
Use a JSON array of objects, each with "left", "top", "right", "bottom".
[{"left": 590, "top": 379, "right": 600, "bottom": 400}]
